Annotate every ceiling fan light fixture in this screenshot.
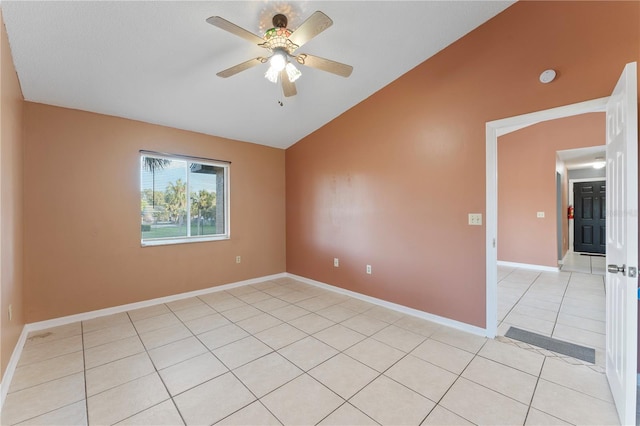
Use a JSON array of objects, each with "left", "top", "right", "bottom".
[
  {"left": 265, "top": 65, "right": 280, "bottom": 83},
  {"left": 269, "top": 50, "right": 287, "bottom": 72},
  {"left": 265, "top": 49, "right": 293, "bottom": 84},
  {"left": 286, "top": 62, "right": 301, "bottom": 82}
]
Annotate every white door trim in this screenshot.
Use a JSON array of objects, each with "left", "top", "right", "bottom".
[
  {"left": 568, "top": 177, "right": 606, "bottom": 253},
  {"left": 485, "top": 97, "right": 608, "bottom": 337}
]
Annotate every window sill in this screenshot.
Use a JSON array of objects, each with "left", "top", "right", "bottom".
[{"left": 141, "top": 235, "right": 230, "bottom": 247}]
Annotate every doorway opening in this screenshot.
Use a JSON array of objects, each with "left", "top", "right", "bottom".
[
  {"left": 491, "top": 110, "right": 608, "bottom": 357},
  {"left": 487, "top": 62, "right": 638, "bottom": 426},
  {"left": 485, "top": 97, "right": 608, "bottom": 338}
]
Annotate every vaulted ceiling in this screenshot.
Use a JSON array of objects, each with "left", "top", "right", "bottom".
[{"left": 2, "top": 1, "right": 514, "bottom": 148}]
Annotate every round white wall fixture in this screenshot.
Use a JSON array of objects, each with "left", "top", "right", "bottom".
[{"left": 539, "top": 69, "right": 556, "bottom": 84}]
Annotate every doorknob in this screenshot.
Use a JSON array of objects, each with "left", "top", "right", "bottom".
[{"left": 608, "top": 264, "right": 626, "bottom": 275}]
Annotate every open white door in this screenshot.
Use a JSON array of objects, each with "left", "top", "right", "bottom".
[{"left": 605, "top": 61, "right": 638, "bottom": 426}]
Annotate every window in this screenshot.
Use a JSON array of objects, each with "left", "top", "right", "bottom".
[{"left": 140, "top": 151, "right": 229, "bottom": 246}]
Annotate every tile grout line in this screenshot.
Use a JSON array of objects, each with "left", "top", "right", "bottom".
[
  {"left": 522, "top": 355, "right": 546, "bottom": 425},
  {"left": 496, "top": 270, "right": 541, "bottom": 334},
  {"left": 175, "top": 283, "right": 324, "bottom": 424},
  {"left": 436, "top": 334, "right": 603, "bottom": 425},
  {"left": 415, "top": 338, "right": 488, "bottom": 426},
  {"left": 15, "top": 306, "right": 428, "bottom": 421},
  {"left": 502, "top": 266, "right": 606, "bottom": 352},
  {"left": 550, "top": 272, "right": 573, "bottom": 337},
  {"left": 247, "top": 288, "right": 478, "bottom": 425},
  {"left": 81, "top": 322, "right": 90, "bottom": 426},
  {"left": 334, "top": 330, "right": 428, "bottom": 424},
  {"left": 138, "top": 306, "right": 193, "bottom": 426},
  {"left": 13, "top": 282, "right": 460, "bottom": 422},
  {"left": 211, "top": 290, "right": 315, "bottom": 424},
  {"left": 310, "top": 335, "right": 388, "bottom": 425},
  {"left": 314, "top": 401, "right": 381, "bottom": 426},
  {"left": 207, "top": 283, "right": 345, "bottom": 425},
  {"left": 209, "top": 283, "right": 419, "bottom": 424},
  {"left": 116, "top": 309, "right": 187, "bottom": 426},
  {"left": 554, "top": 272, "right": 606, "bottom": 351},
  {"left": 3, "top": 329, "right": 87, "bottom": 425},
  {"left": 495, "top": 266, "right": 615, "bottom": 407}
]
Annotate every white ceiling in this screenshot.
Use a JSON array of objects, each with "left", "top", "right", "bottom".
[
  {"left": 2, "top": 1, "right": 514, "bottom": 149},
  {"left": 558, "top": 145, "right": 606, "bottom": 170}
]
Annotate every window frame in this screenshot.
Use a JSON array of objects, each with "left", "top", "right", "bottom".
[{"left": 139, "top": 151, "right": 230, "bottom": 247}]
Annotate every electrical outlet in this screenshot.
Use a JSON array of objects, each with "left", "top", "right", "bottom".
[
  {"left": 235, "top": 256, "right": 241, "bottom": 264},
  {"left": 8, "top": 304, "right": 12, "bottom": 322},
  {"left": 537, "top": 211, "right": 545, "bottom": 218},
  {"left": 366, "top": 265, "right": 372, "bottom": 274},
  {"left": 334, "top": 258, "right": 339, "bottom": 267},
  {"left": 468, "top": 213, "right": 482, "bottom": 226}
]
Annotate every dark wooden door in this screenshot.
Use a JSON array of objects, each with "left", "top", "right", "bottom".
[{"left": 573, "top": 181, "right": 606, "bottom": 254}]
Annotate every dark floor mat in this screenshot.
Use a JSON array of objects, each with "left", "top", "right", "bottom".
[{"left": 505, "top": 327, "right": 596, "bottom": 363}]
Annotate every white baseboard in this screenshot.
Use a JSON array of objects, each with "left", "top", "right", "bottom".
[
  {"left": 287, "top": 273, "right": 488, "bottom": 337},
  {"left": 0, "top": 326, "right": 29, "bottom": 412},
  {"left": 26, "top": 273, "right": 286, "bottom": 332},
  {"left": 497, "top": 260, "right": 560, "bottom": 272}
]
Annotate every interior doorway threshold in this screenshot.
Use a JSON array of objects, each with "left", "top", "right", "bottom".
[{"left": 505, "top": 326, "right": 596, "bottom": 363}]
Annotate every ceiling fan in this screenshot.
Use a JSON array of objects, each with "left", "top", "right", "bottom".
[{"left": 206, "top": 11, "right": 353, "bottom": 97}]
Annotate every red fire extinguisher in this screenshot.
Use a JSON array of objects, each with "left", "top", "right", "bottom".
[{"left": 568, "top": 205, "right": 574, "bottom": 219}]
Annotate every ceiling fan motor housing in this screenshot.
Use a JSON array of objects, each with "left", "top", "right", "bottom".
[{"left": 272, "top": 14, "right": 288, "bottom": 28}]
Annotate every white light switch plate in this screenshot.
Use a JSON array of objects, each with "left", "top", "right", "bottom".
[{"left": 537, "top": 212, "right": 545, "bottom": 218}]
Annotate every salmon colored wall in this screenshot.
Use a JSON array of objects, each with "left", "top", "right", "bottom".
[
  {"left": 23, "top": 103, "right": 286, "bottom": 322},
  {"left": 497, "top": 113, "right": 605, "bottom": 268},
  {"left": 0, "top": 9, "right": 25, "bottom": 381},
  {"left": 286, "top": 1, "right": 639, "bottom": 328}
]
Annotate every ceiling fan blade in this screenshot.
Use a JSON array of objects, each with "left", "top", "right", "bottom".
[
  {"left": 206, "top": 16, "right": 265, "bottom": 45},
  {"left": 280, "top": 70, "right": 297, "bottom": 97},
  {"left": 295, "top": 54, "right": 353, "bottom": 78},
  {"left": 287, "top": 11, "right": 333, "bottom": 49},
  {"left": 217, "top": 57, "right": 267, "bottom": 78}
]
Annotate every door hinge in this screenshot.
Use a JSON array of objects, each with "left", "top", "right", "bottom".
[{"left": 492, "top": 238, "right": 496, "bottom": 248}]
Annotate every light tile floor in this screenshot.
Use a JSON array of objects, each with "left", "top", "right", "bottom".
[
  {"left": 497, "top": 261, "right": 606, "bottom": 367},
  {"left": 560, "top": 252, "right": 606, "bottom": 275},
  {"left": 1, "top": 277, "right": 620, "bottom": 425}
]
